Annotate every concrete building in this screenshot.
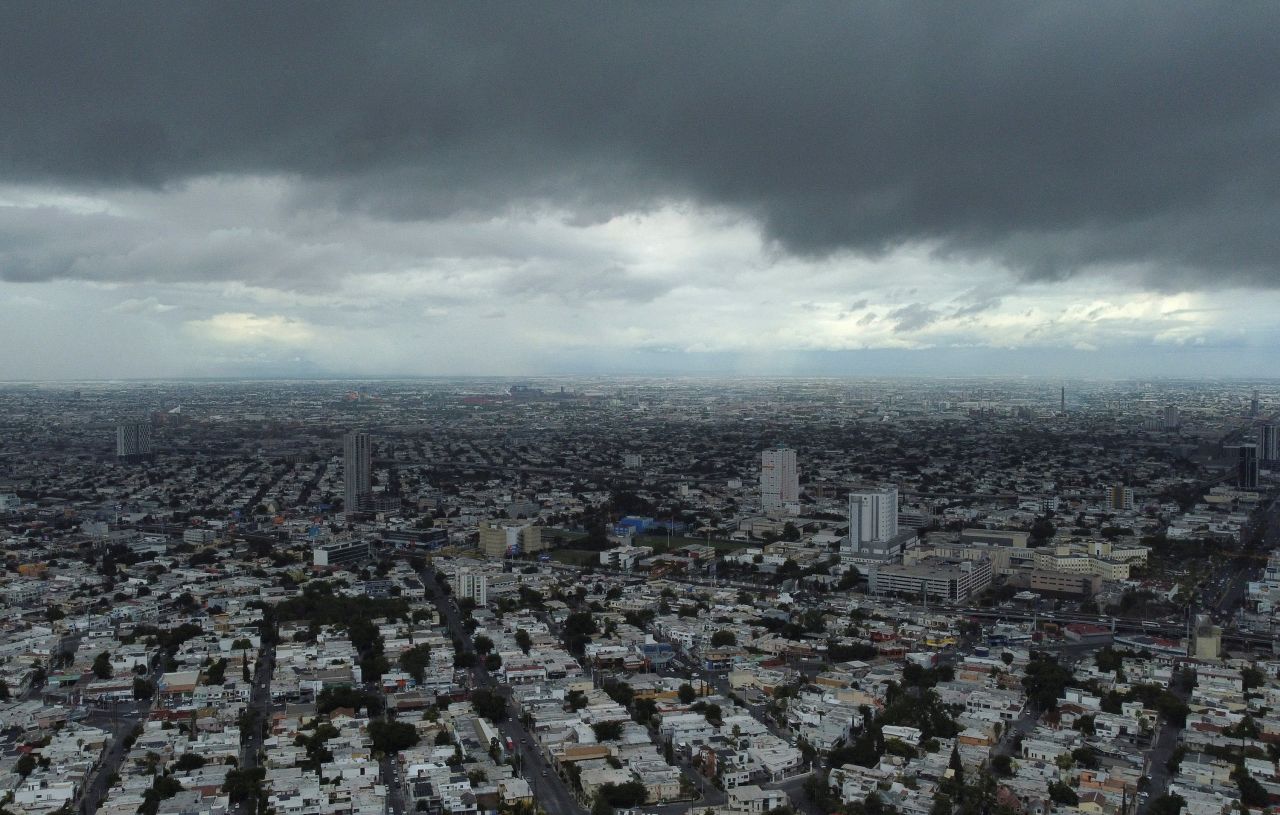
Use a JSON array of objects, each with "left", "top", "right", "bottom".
[
  {"left": 959, "top": 528, "right": 1030, "bottom": 548},
  {"left": 343, "top": 431, "right": 372, "bottom": 512},
  {"left": 1026, "top": 570, "right": 1102, "bottom": 598},
  {"left": 842, "top": 485, "right": 905, "bottom": 565},
  {"left": 479, "top": 521, "right": 544, "bottom": 558},
  {"left": 867, "top": 557, "right": 992, "bottom": 603},
  {"left": 848, "top": 486, "right": 898, "bottom": 544},
  {"left": 600, "top": 545, "right": 652, "bottom": 570},
  {"left": 1110, "top": 485, "right": 1135, "bottom": 512},
  {"left": 760, "top": 448, "right": 798, "bottom": 514},
  {"left": 182, "top": 528, "right": 215, "bottom": 546},
  {"left": 1192, "top": 614, "right": 1221, "bottom": 660},
  {"left": 1259, "top": 423, "right": 1280, "bottom": 464},
  {"left": 115, "top": 420, "right": 152, "bottom": 459},
  {"left": 1231, "top": 443, "right": 1260, "bottom": 490},
  {"left": 453, "top": 568, "right": 488, "bottom": 606},
  {"left": 726, "top": 785, "right": 788, "bottom": 815},
  {"left": 312, "top": 538, "right": 370, "bottom": 568}
]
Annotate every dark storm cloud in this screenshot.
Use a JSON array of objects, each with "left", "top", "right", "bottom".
[{"left": 3, "top": 2, "right": 1280, "bottom": 287}]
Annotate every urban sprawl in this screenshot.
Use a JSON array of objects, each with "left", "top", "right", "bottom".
[{"left": 0, "top": 378, "right": 1278, "bottom": 815}]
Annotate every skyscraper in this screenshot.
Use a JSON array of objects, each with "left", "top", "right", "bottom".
[
  {"left": 116, "top": 420, "right": 152, "bottom": 460},
  {"left": 760, "top": 447, "right": 798, "bottom": 513},
  {"left": 1233, "top": 443, "right": 1259, "bottom": 490},
  {"left": 1258, "top": 423, "right": 1279, "bottom": 464},
  {"left": 343, "top": 431, "right": 372, "bottom": 512}
]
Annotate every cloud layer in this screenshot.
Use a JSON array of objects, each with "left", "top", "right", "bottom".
[
  {"left": 2, "top": 3, "right": 1279, "bottom": 289},
  {"left": 2, "top": 4, "right": 1280, "bottom": 379}
]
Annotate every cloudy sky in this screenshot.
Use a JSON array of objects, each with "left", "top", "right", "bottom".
[{"left": 3, "top": 3, "right": 1280, "bottom": 380}]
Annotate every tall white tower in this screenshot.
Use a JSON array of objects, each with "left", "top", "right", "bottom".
[
  {"left": 760, "top": 448, "right": 799, "bottom": 513},
  {"left": 848, "top": 485, "right": 898, "bottom": 545}
]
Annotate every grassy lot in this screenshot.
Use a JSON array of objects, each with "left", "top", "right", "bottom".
[{"left": 548, "top": 548, "right": 601, "bottom": 567}]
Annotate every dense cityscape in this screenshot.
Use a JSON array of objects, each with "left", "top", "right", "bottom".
[
  {"left": 5, "top": 6, "right": 1280, "bottom": 815},
  {"left": 0, "top": 377, "right": 1277, "bottom": 815}
]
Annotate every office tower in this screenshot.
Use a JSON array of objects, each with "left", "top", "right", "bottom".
[
  {"left": 115, "top": 420, "right": 152, "bottom": 459},
  {"left": 1060, "top": 386, "right": 1065, "bottom": 413},
  {"left": 1251, "top": 390, "right": 1260, "bottom": 418},
  {"left": 1110, "top": 485, "right": 1135, "bottom": 512},
  {"left": 1236, "top": 443, "right": 1260, "bottom": 490},
  {"left": 848, "top": 485, "right": 898, "bottom": 545},
  {"left": 1259, "top": 423, "right": 1279, "bottom": 463},
  {"left": 760, "top": 447, "right": 798, "bottom": 512},
  {"left": 343, "top": 431, "right": 372, "bottom": 512},
  {"left": 1162, "top": 405, "right": 1181, "bottom": 431}
]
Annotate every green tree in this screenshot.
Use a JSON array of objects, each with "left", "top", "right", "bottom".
[
  {"left": 470, "top": 687, "right": 509, "bottom": 722},
  {"left": 598, "top": 781, "right": 647, "bottom": 808},
  {"left": 368, "top": 720, "right": 421, "bottom": 754},
  {"left": 515, "top": 629, "right": 533, "bottom": 654},
  {"left": 15, "top": 753, "right": 36, "bottom": 778},
  {"left": 1148, "top": 794, "right": 1185, "bottom": 815},
  {"left": 223, "top": 766, "right": 266, "bottom": 804},
  {"left": 133, "top": 677, "right": 155, "bottom": 700},
  {"left": 139, "top": 775, "right": 183, "bottom": 815},
  {"left": 92, "top": 651, "right": 113, "bottom": 679},
  {"left": 398, "top": 644, "right": 433, "bottom": 683},
  {"left": 1237, "top": 769, "right": 1269, "bottom": 807},
  {"left": 1021, "top": 653, "right": 1071, "bottom": 710},
  {"left": 592, "top": 721, "right": 624, "bottom": 741},
  {"left": 1029, "top": 516, "right": 1056, "bottom": 544},
  {"left": 564, "top": 612, "right": 598, "bottom": 638},
  {"left": 1048, "top": 781, "right": 1077, "bottom": 806},
  {"left": 710, "top": 630, "right": 737, "bottom": 647},
  {"left": 678, "top": 683, "right": 697, "bottom": 704}
]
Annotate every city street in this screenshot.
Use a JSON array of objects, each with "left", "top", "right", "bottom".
[
  {"left": 75, "top": 656, "right": 165, "bottom": 815},
  {"left": 422, "top": 568, "right": 586, "bottom": 815}
]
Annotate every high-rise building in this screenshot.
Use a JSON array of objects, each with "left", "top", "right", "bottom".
[
  {"left": 1110, "top": 485, "right": 1135, "bottom": 512},
  {"left": 1162, "top": 405, "right": 1181, "bottom": 431},
  {"left": 479, "top": 521, "right": 545, "bottom": 558},
  {"left": 1192, "top": 614, "right": 1221, "bottom": 660},
  {"left": 343, "top": 431, "right": 372, "bottom": 512},
  {"left": 1232, "top": 443, "right": 1259, "bottom": 490},
  {"left": 841, "top": 485, "right": 905, "bottom": 563},
  {"left": 1251, "top": 390, "right": 1261, "bottom": 418},
  {"left": 116, "top": 420, "right": 152, "bottom": 460},
  {"left": 760, "top": 448, "right": 799, "bottom": 513},
  {"left": 1258, "top": 423, "right": 1280, "bottom": 464},
  {"left": 849, "top": 486, "right": 898, "bottom": 544},
  {"left": 453, "top": 568, "right": 488, "bottom": 606}
]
